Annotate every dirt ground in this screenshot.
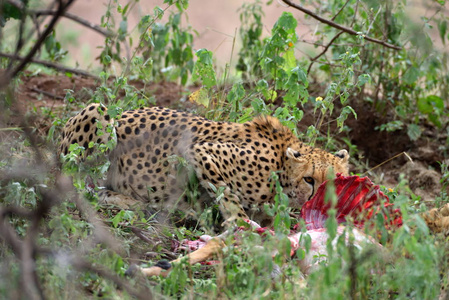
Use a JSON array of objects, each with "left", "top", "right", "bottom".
[{"left": 10, "top": 72, "right": 447, "bottom": 204}]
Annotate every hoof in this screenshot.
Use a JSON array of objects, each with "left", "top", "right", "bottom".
[{"left": 154, "top": 260, "right": 171, "bottom": 270}]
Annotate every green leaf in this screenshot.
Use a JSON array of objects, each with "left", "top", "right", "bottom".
[
  {"left": 407, "top": 124, "right": 422, "bottom": 141},
  {"left": 417, "top": 95, "right": 444, "bottom": 114},
  {"left": 68, "top": 143, "right": 80, "bottom": 152},
  {"left": 107, "top": 105, "right": 122, "bottom": 119},
  {"left": 283, "top": 47, "right": 296, "bottom": 72},
  {"left": 402, "top": 66, "right": 420, "bottom": 85},
  {"left": 192, "top": 49, "right": 216, "bottom": 89},
  {"left": 357, "top": 74, "right": 371, "bottom": 87},
  {"left": 112, "top": 210, "right": 124, "bottom": 228},
  {"left": 438, "top": 20, "right": 447, "bottom": 45},
  {"left": 227, "top": 83, "right": 246, "bottom": 103},
  {"left": 336, "top": 106, "right": 357, "bottom": 130},
  {"left": 119, "top": 20, "right": 128, "bottom": 35}
]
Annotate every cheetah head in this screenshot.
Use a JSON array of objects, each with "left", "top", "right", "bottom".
[{"left": 284, "top": 147, "right": 349, "bottom": 208}]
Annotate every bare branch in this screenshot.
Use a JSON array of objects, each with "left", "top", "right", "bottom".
[
  {"left": 307, "top": 31, "right": 344, "bottom": 74},
  {"left": 0, "top": 52, "right": 99, "bottom": 79},
  {"left": 32, "top": 10, "right": 115, "bottom": 38},
  {"left": 280, "top": 0, "right": 402, "bottom": 50}
]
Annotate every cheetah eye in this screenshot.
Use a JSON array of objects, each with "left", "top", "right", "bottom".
[{"left": 304, "top": 177, "right": 315, "bottom": 185}]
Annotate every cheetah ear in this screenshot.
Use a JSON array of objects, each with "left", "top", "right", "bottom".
[
  {"left": 334, "top": 149, "right": 349, "bottom": 163},
  {"left": 286, "top": 147, "right": 306, "bottom": 163}
]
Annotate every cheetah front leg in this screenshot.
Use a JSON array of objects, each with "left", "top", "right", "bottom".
[{"left": 188, "top": 143, "right": 250, "bottom": 225}]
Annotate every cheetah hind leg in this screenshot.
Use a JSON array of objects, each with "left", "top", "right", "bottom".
[
  {"left": 97, "top": 189, "right": 140, "bottom": 210},
  {"left": 422, "top": 203, "right": 449, "bottom": 235}
]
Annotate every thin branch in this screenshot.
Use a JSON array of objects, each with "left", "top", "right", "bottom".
[
  {"left": 31, "top": 87, "right": 65, "bottom": 100},
  {"left": 0, "top": 52, "right": 99, "bottom": 79},
  {"left": 32, "top": 10, "right": 115, "bottom": 38},
  {"left": 307, "top": 1, "right": 359, "bottom": 74},
  {"left": 307, "top": 31, "right": 344, "bottom": 74},
  {"left": 280, "top": 0, "right": 401, "bottom": 50},
  {"left": 331, "top": 0, "right": 351, "bottom": 21}
]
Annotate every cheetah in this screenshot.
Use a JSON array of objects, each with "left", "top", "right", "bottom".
[{"left": 59, "top": 103, "right": 349, "bottom": 226}]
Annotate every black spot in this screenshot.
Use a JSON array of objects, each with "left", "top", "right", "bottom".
[
  {"left": 127, "top": 159, "right": 133, "bottom": 166},
  {"left": 83, "top": 124, "right": 90, "bottom": 132},
  {"left": 151, "top": 124, "right": 157, "bottom": 131},
  {"left": 151, "top": 157, "right": 157, "bottom": 164},
  {"left": 191, "top": 126, "right": 198, "bottom": 132},
  {"left": 125, "top": 127, "right": 132, "bottom": 134},
  {"left": 128, "top": 118, "right": 135, "bottom": 123},
  {"left": 88, "top": 105, "right": 95, "bottom": 111},
  {"left": 135, "top": 128, "right": 140, "bottom": 135}
]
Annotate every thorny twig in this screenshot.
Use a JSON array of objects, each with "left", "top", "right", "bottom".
[{"left": 280, "top": 0, "right": 402, "bottom": 50}]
